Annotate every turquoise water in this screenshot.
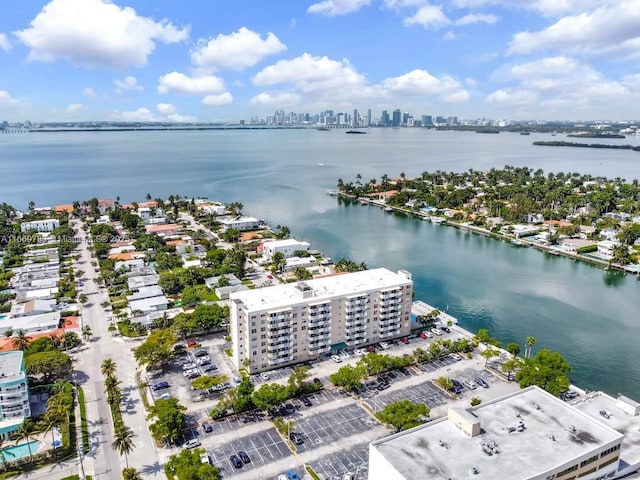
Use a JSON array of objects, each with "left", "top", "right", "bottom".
[
  {"left": 1, "top": 129, "right": 639, "bottom": 398},
  {"left": 0, "top": 314, "right": 7, "bottom": 321},
  {"left": 3, "top": 441, "right": 40, "bottom": 460}
]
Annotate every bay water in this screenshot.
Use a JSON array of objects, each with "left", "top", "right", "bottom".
[{"left": 1, "top": 128, "right": 639, "bottom": 397}]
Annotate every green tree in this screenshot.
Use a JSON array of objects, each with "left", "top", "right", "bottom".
[
  {"left": 294, "top": 267, "right": 313, "bottom": 281},
  {"left": 234, "top": 377, "right": 254, "bottom": 413},
  {"left": 147, "top": 398, "right": 187, "bottom": 444},
  {"left": 191, "top": 375, "right": 226, "bottom": 391},
  {"left": 24, "top": 336, "right": 58, "bottom": 356},
  {"left": 122, "top": 467, "right": 143, "bottom": 480},
  {"left": 11, "top": 329, "right": 31, "bottom": 351},
  {"left": 112, "top": 425, "right": 136, "bottom": 468},
  {"left": 611, "top": 244, "right": 633, "bottom": 265},
  {"left": 181, "top": 285, "right": 203, "bottom": 307},
  {"left": 481, "top": 346, "right": 500, "bottom": 367},
  {"left": 501, "top": 358, "right": 523, "bottom": 382},
  {"left": 10, "top": 418, "right": 38, "bottom": 464},
  {"left": 82, "top": 324, "right": 92, "bottom": 342},
  {"left": 133, "top": 329, "right": 177, "bottom": 369},
  {"left": 25, "top": 350, "right": 72, "bottom": 382},
  {"left": 252, "top": 383, "right": 290, "bottom": 412},
  {"left": 101, "top": 358, "right": 117, "bottom": 379},
  {"left": 506, "top": 342, "right": 521, "bottom": 358},
  {"left": 158, "top": 272, "right": 184, "bottom": 295},
  {"left": 165, "top": 447, "right": 221, "bottom": 480},
  {"left": 287, "top": 366, "right": 309, "bottom": 395},
  {"left": 271, "top": 251, "right": 286, "bottom": 275},
  {"left": 525, "top": 336, "right": 537, "bottom": 358},
  {"left": 329, "top": 364, "right": 366, "bottom": 392},
  {"left": 375, "top": 400, "right": 430, "bottom": 431},
  {"left": 515, "top": 349, "right": 572, "bottom": 396}
]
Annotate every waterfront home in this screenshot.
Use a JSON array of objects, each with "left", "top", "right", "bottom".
[
  {"left": 560, "top": 238, "right": 596, "bottom": 253},
  {"left": 526, "top": 213, "right": 544, "bottom": 223},
  {"left": 0, "top": 351, "right": 31, "bottom": 440},
  {"left": 502, "top": 224, "right": 540, "bottom": 237},
  {"left": 20, "top": 218, "right": 59, "bottom": 233},
  {"left": 284, "top": 256, "right": 318, "bottom": 273},
  {"left": 54, "top": 204, "right": 74, "bottom": 215},
  {"left": 199, "top": 202, "right": 227, "bottom": 216},
  {"left": 262, "top": 238, "right": 311, "bottom": 262},
  {"left": 600, "top": 228, "right": 619, "bottom": 241},
  {"left": 137, "top": 206, "right": 166, "bottom": 224},
  {"left": 578, "top": 225, "right": 596, "bottom": 239},
  {"left": 97, "top": 199, "right": 114, "bottom": 214},
  {"left": 597, "top": 240, "right": 620, "bottom": 259},
  {"left": 219, "top": 216, "right": 261, "bottom": 231}
]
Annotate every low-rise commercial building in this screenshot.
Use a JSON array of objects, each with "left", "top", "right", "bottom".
[
  {"left": 20, "top": 219, "right": 60, "bottom": 233},
  {"left": 0, "top": 351, "right": 31, "bottom": 439},
  {"left": 230, "top": 268, "right": 413, "bottom": 372},
  {"left": 369, "top": 386, "right": 636, "bottom": 480}
]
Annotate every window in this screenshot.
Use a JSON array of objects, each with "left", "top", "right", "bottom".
[
  {"left": 580, "top": 455, "right": 598, "bottom": 468},
  {"left": 600, "top": 445, "right": 620, "bottom": 458},
  {"left": 578, "top": 467, "right": 597, "bottom": 478},
  {"left": 556, "top": 464, "right": 578, "bottom": 477},
  {"left": 598, "top": 456, "right": 619, "bottom": 469},
  {"left": 251, "top": 329, "right": 257, "bottom": 334}
]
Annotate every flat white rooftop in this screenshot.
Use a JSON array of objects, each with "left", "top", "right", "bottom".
[
  {"left": 230, "top": 268, "right": 411, "bottom": 312},
  {"left": 570, "top": 391, "right": 640, "bottom": 466},
  {"left": 372, "top": 386, "right": 623, "bottom": 480}
]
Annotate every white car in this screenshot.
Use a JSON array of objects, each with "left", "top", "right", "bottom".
[
  {"left": 200, "top": 453, "right": 211, "bottom": 464},
  {"left": 331, "top": 355, "right": 342, "bottom": 363},
  {"left": 184, "top": 439, "right": 201, "bottom": 449},
  {"left": 183, "top": 369, "right": 198, "bottom": 377},
  {"left": 353, "top": 348, "right": 365, "bottom": 356},
  {"left": 379, "top": 342, "right": 390, "bottom": 350},
  {"left": 430, "top": 328, "right": 443, "bottom": 336},
  {"left": 463, "top": 380, "right": 477, "bottom": 390},
  {"left": 260, "top": 372, "right": 270, "bottom": 381}
]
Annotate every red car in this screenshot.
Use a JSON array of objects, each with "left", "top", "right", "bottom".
[
  {"left": 400, "top": 337, "right": 409, "bottom": 344},
  {"left": 187, "top": 340, "right": 198, "bottom": 348}
]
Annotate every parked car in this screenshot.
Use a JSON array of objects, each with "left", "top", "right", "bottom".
[
  {"left": 194, "top": 349, "right": 208, "bottom": 357},
  {"left": 197, "top": 355, "right": 211, "bottom": 363},
  {"left": 230, "top": 454, "right": 243, "bottom": 468},
  {"left": 366, "top": 346, "right": 376, "bottom": 353},
  {"left": 200, "top": 453, "right": 211, "bottom": 464},
  {"left": 331, "top": 355, "right": 342, "bottom": 363},
  {"left": 202, "top": 364, "right": 218, "bottom": 373},
  {"left": 343, "top": 472, "right": 355, "bottom": 480},
  {"left": 440, "top": 326, "right": 451, "bottom": 333},
  {"left": 300, "top": 395, "right": 312, "bottom": 407},
  {"left": 421, "top": 331, "right": 433, "bottom": 338},
  {"left": 202, "top": 421, "right": 213, "bottom": 433},
  {"left": 430, "top": 328, "right": 443, "bottom": 336},
  {"left": 475, "top": 377, "right": 489, "bottom": 388},
  {"left": 183, "top": 439, "right": 201, "bottom": 449},
  {"left": 187, "top": 371, "right": 201, "bottom": 379},
  {"left": 400, "top": 337, "right": 410, "bottom": 344},
  {"left": 186, "top": 340, "right": 198, "bottom": 347},
  {"left": 449, "top": 353, "right": 462, "bottom": 361},
  {"left": 183, "top": 369, "right": 198, "bottom": 377},
  {"left": 182, "top": 362, "right": 197, "bottom": 371},
  {"left": 260, "top": 372, "right": 270, "bottom": 381},
  {"left": 238, "top": 451, "right": 251, "bottom": 464},
  {"left": 379, "top": 341, "right": 390, "bottom": 350},
  {"left": 198, "top": 359, "right": 212, "bottom": 366},
  {"left": 287, "top": 470, "right": 301, "bottom": 480},
  {"left": 233, "top": 375, "right": 242, "bottom": 384},
  {"left": 151, "top": 381, "right": 169, "bottom": 391},
  {"left": 463, "top": 380, "right": 477, "bottom": 390},
  {"left": 159, "top": 393, "right": 171, "bottom": 400},
  {"left": 289, "top": 431, "right": 304, "bottom": 445}
]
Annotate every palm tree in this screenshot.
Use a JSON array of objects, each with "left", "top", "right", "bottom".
[
  {"left": 112, "top": 425, "right": 136, "bottom": 468},
  {"left": 10, "top": 418, "right": 38, "bottom": 464},
  {"left": 481, "top": 347, "right": 500, "bottom": 367},
  {"left": 39, "top": 410, "right": 65, "bottom": 458},
  {"left": 104, "top": 376, "right": 121, "bottom": 397},
  {"left": 0, "top": 436, "right": 13, "bottom": 472},
  {"left": 122, "top": 467, "right": 142, "bottom": 480},
  {"left": 101, "top": 358, "right": 117, "bottom": 379},
  {"left": 11, "top": 329, "right": 31, "bottom": 351},
  {"left": 525, "top": 336, "right": 537, "bottom": 358},
  {"left": 82, "top": 324, "right": 92, "bottom": 342}
]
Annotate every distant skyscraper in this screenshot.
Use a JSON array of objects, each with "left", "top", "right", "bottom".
[
  {"left": 402, "top": 112, "right": 410, "bottom": 126},
  {"left": 353, "top": 109, "right": 359, "bottom": 126},
  {"left": 381, "top": 110, "right": 390, "bottom": 127},
  {"left": 367, "top": 109, "right": 372, "bottom": 126},
  {"left": 421, "top": 115, "right": 433, "bottom": 126},
  {"left": 392, "top": 109, "right": 401, "bottom": 127}
]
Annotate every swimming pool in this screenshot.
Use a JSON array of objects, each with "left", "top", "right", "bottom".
[
  {"left": 0, "top": 314, "right": 7, "bottom": 321},
  {"left": 3, "top": 440, "right": 40, "bottom": 460}
]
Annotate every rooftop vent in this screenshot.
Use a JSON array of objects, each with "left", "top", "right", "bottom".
[
  {"left": 600, "top": 410, "right": 612, "bottom": 419},
  {"left": 548, "top": 434, "right": 556, "bottom": 441},
  {"left": 471, "top": 467, "right": 479, "bottom": 475}
]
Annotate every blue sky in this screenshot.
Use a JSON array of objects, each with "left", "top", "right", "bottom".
[{"left": 0, "top": 0, "right": 638, "bottom": 122}]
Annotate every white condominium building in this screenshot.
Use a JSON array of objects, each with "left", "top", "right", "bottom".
[{"left": 229, "top": 268, "right": 413, "bottom": 372}]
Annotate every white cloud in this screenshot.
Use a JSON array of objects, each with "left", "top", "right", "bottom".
[
  {"left": 82, "top": 87, "right": 97, "bottom": 100},
  {"left": 0, "top": 33, "right": 11, "bottom": 51},
  {"left": 621, "top": 73, "right": 640, "bottom": 89},
  {"left": 158, "top": 72, "right": 225, "bottom": 95},
  {"left": 114, "top": 76, "right": 143, "bottom": 92},
  {"left": 486, "top": 89, "right": 538, "bottom": 107},
  {"left": 403, "top": 5, "right": 451, "bottom": 29},
  {"left": 253, "top": 53, "right": 366, "bottom": 93},
  {"left": 508, "top": 0, "right": 640, "bottom": 58},
  {"left": 250, "top": 92, "right": 301, "bottom": 106},
  {"left": 15, "top": 0, "right": 188, "bottom": 69},
  {"left": 191, "top": 27, "right": 286, "bottom": 72},
  {"left": 0, "top": 91, "right": 20, "bottom": 108},
  {"left": 66, "top": 103, "right": 84, "bottom": 113},
  {"left": 455, "top": 13, "right": 499, "bottom": 25},
  {"left": 156, "top": 103, "right": 176, "bottom": 115},
  {"left": 202, "top": 93, "right": 233, "bottom": 107},
  {"left": 108, "top": 107, "right": 158, "bottom": 122},
  {"left": 443, "top": 30, "right": 456, "bottom": 41},
  {"left": 307, "top": 0, "right": 371, "bottom": 16},
  {"left": 167, "top": 113, "right": 197, "bottom": 122},
  {"left": 382, "top": 69, "right": 469, "bottom": 102}
]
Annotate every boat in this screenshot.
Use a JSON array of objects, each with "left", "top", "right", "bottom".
[
  {"left": 520, "top": 132, "right": 530, "bottom": 135},
  {"left": 359, "top": 198, "right": 370, "bottom": 204},
  {"left": 431, "top": 217, "right": 445, "bottom": 223},
  {"left": 385, "top": 206, "right": 393, "bottom": 212},
  {"left": 317, "top": 127, "right": 330, "bottom": 131},
  {"left": 346, "top": 130, "right": 367, "bottom": 134}
]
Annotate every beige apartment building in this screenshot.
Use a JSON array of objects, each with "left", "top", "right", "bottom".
[{"left": 229, "top": 268, "right": 413, "bottom": 372}]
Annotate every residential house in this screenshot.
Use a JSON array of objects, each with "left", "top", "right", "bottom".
[
  {"left": 262, "top": 239, "right": 311, "bottom": 262},
  {"left": 218, "top": 216, "right": 261, "bottom": 231},
  {"left": 597, "top": 240, "right": 620, "bottom": 259},
  {"left": 127, "top": 274, "right": 160, "bottom": 291},
  {"left": 9, "top": 299, "right": 56, "bottom": 317},
  {"left": 0, "top": 311, "right": 61, "bottom": 336},
  {"left": 0, "top": 351, "right": 31, "bottom": 439},
  {"left": 526, "top": 213, "right": 544, "bottom": 223},
  {"left": 560, "top": 238, "right": 596, "bottom": 253},
  {"left": 20, "top": 219, "right": 59, "bottom": 233},
  {"left": 127, "top": 286, "right": 168, "bottom": 314},
  {"left": 145, "top": 224, "right": 181, "bottom": 237}
]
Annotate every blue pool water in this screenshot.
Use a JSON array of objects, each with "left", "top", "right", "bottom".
[
  {"left": 0, "top": 314, "right": 7, "bottom": 321},
  {"left": 3, "top": 441, "right": 40, "bottom": 460}
]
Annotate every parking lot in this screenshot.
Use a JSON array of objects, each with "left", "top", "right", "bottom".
[
  {"left": 310, "top": 443, "right": 370, "bottom": 480},
  {"left": 207, "top": 427, "right": 291, "bottom": 478}
]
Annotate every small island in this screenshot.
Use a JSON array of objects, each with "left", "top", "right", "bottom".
[{"left": 533, "top": 141, "right": 640, "bottom": 152}]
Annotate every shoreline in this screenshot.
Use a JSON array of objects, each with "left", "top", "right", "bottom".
[{"left": 335, "top": 191, "right": 638, "bottom": 276}]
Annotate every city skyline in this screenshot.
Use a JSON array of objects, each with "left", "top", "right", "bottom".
[{"left": 0, "top": 0, "right": 638, "bottom": 122}]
